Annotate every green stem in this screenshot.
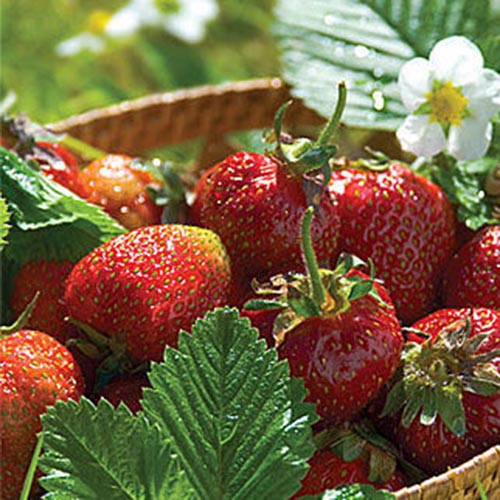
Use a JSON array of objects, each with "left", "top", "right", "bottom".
[
  {"left": 20, "top": 432, "right": 44, "bottom": 500},
  {"left": 315, "top": 81, "right": 347, "bottom": 147},
  {"left": 60, "top": 135, "right": 106, "bottom": 163},
  {"left": 301, "top": 207, "right": 326, "bottom": 306},
  {"left": 0, "top": 291, "right": 39, "bottom": 337}
]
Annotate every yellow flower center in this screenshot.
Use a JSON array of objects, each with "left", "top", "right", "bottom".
[
  {"left": 87, "top": 10, "right": 112, "bottom": 34},
  {"left": 425, "top": 81, "right": 469, "bottom": 126}
]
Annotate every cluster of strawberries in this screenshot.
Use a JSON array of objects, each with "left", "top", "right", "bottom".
[{"left": 1, "top": 110, "right": 499, "bottom": 499}]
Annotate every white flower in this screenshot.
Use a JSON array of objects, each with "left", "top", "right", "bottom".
[
  {"left": 105, "top": 0, "right": 219, "bottom": 43},
  {"left": 396, "top": 36, "right": 500, "bottom": 161},
  {"left": 56, "top": 32, "right": 105, "bottom": 57}
]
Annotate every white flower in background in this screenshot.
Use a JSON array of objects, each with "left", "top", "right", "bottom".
[
  {"left": 56, "top": 0, "right": 218, "bottom": 57},
  {"left": 396, "top": 36, "right": 500, "bottom": 161},
  {"left": 105, "top": 0, "right": 219, "bottom": 43}
]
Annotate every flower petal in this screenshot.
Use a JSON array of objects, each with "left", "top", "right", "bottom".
[
  {"left": 56, "top": 33, "right": 104, "bottom": 57},
  {"left": 430, "top": 36, "right": 483, "bottom": 86},
  {"left": 447, "top": 119, "right": 492, "bottom": 161},
  {"left": 396, "top": 115, "right": 447, "bottom": 159},
  {"left": 463, "top": 68, "right": 500, "bottom": 121},
  {"left": 398, "top": 57, "right": 432, "bottom": 112}
]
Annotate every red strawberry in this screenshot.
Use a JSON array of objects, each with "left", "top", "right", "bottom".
[
  {"left": 79, "top": 154, "right": 164, "bottom": 230},
  {"left": 443, "top": 225, "right": 499, "bottom": 309},
  {"left": 256, "top": 208, "right": 403, "bottom": 427},
  {"left": 293, "top": 446, "right": 406, "bottom": 498},
  {"left": 240, "top": 304, "right": 283, "bottom": 348},
  {"left": 64, "top": 224, "right": 232, "bottom": 365},
  {"left": 99, "top": 372, "right": 150, "bottom": 414},
  {"left": 10, "top": 259, "right": 76, "bottom": 343},
  {"left": 0, "top": 329, "right": 84, "bottom": 499},
  {"left": 33, "top": 141, "right": 88, "bottom": 197},
  {"left": 191, "top": 89, "right": 350, "bottom": 282},
  {"left": 328, "top": 161, "right": 456, "bottom": 324},
  {"left": 375, "top": 308, "right": 500, "bottom": 474}
]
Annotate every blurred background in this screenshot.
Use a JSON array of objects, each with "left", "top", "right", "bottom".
[{"left": 2, "top": 0, "right": 277, "bottom": 123}]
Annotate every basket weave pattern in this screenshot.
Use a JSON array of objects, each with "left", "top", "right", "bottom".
[{"left": 50, "top": 78, "right": 500, "bottom": 500}]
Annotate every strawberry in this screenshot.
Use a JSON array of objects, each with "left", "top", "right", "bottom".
[
  {"left": 99, "top": 372, "right": 150, "bottom": 414},
  {"left": 328, "top": 160, "right": 456, "bottom": 324},
  {"left": 191, "top": 87, "right": 349, "bottom": 282},
  {"left": 251, "top": 208, "right": 404, "bottom": 427},
  {"left": 293, "top": 426, "right": 408, "bottom": 499},
  {"left": 64, "top": 224, "right": 232, "bottom": 365},
  {"left": 240, "top": 304, "right": 283, "bottom": 348},
  {"left": 10, "top": 259, "right": 76, "bottom": 343},
  {"left": 0, "top": 329, "right": 84, "bottom": 499},
  {"left": 375, "top": 308, "right": 500, "bottom": 474},
  {"left": 35, "top": 141, "right": 88, "bottom": 197},
  {"left": 442, "top": 225, "right": 499, "bottom": 309},
  {"left": 79, "top": 154, "right": 164, "bottom": 230}
]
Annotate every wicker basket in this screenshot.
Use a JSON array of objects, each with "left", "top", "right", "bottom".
[{"left": 49, "top": 77, "right": 500, "bottom": 500}]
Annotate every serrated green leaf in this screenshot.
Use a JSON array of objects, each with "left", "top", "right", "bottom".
[
  {"left": 275, "top": 0, "right": 490, "bottom": 130},
  {"left": 39, "top": 398, "right": 191, "bottom": 500},
  {"left": 142, "top": 307, "right": 318, "bottom": 500},
  {"left": 415, "top": 155, "right": 498, "bottom": 230},
  {"left": 0, "top": 195, "right": 10, "bottom": 252},
  {"left": 303, "top": 484, "right": 396, "bottom": 499},
  {"left": 0, "top": 147, "right": 126, "bottom": 264}
]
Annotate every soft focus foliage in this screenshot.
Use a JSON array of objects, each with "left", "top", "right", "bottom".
[{"left": 1, "top": 0, "right": 277, "bottom": 122}]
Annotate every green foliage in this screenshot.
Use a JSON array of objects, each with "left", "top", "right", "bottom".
[
  {"left": 40, "top": 399, "right": 191, "bottom": 499},
  {"left": 414, "top": 155, "right": 498, "bottom": 230},
  {"left": 39, "top": 308, "right": 317, "bottom": 499},
  {"left": 275, "top": 0, "right": 494, "bottom": 131},
  {"left": 303, "top": 484, "right": 395, "bottom": 499},
  {"left": 0, "top": 196, "right": 10, "bottom": 252},
  {"left": 143, "top": 308, "right": 318, "bottom": 500},
  {"left": 1, "top": 0, "right": 277, "bottom": 123},
  {"left": 0, "top": 147, "right": 125, "bottom": 265}
]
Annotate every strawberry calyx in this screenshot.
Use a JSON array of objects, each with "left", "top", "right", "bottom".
[
  {"left": 382, "top": 318, "right": 500, "bottom": 437},
  {"left": 244, "top": 207, "right": 388, "bottom": 344},
  {"left": 270, "top": 82, "right": 346, "bottom": 206}
]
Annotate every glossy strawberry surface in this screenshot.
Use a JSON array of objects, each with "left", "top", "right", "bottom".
[
  {"left": 36, "top": 141, "right": 87, "bottom": 197},
  {"left": 64, "top": 225, "right": 232, "bottom": 364},
  {"left": 191, "top": 152, "right": 340, "bottom": 281},
  {"left": 0, "top": 330, "right": 84, "bottom": 499},
  {"left": 79, "top": 154, "right": 163, "bottom": 230},
  {"left": 293, "top": 448, "right": 406, "bottom": 498},
  {"left": 328, "top": 162, "right": 456, "bottom": 324},
  {"left": 278, "top": 276, "right": 403, "bottom": 427},
  {"left": 10, "top": 259, "right": 75, "bottom": 343},
  {"left": 443, "top": 225, "right": 499, "bottom": 309},
  {"left": 379, "top": 308, "right": 500, "bottom": 474}
]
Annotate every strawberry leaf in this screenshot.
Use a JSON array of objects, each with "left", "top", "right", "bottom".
[
  {"left": 302, "top": 484, "right": 395, "bottom": 499},
  {"left": 275, "top": 0, "right": 491, "bottom": 130},
  {"left": 0, "top": 195, "right": 10, "bottom": 252},
  {"left": 39, "top": 398, "right": 191, "bottom": 499},
  {"left": 142, "top": 307, "right": 318, "bottom": 500}
]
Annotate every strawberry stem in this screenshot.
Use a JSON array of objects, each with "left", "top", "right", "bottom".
[
  {"left": 301, "top": 206, "right": 326, "bottom": 306},
  {"left": 60, "top": 134, "right": 105, "bottom": 162},
  {"left": 0, "top": 291, "right": 39, "bottom": 336},
  {"left": 315, "top": 81, "right": 347, "bottom": 147},
  {"left": 20, "top": 432, "right": 44, "bottom": 500}
]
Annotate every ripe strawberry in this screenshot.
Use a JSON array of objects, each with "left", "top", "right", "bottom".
[
  {"left": 240, "top": 304, "right": 283, "bottom": 348},
  {"left": 32, "top": 141, "right": 88, "bottom": 197},
  {"left": 328, "top": 161, "right": 456, "bottom": 324},
  {"left": 99, "top": 372, "right": 150, "bottom": 414},
  {"left": 0, "top": 329, "right": 84, "bottom": 499},
  {"left": 191, "top": 88, "right": 349, "bottom": 282},
  {"left": 253, "top": 208, "right": 404, "bottom": 427},
  {"left": 294, "top": 445, "right": 406, "bottom": 498},
  {"left": 442, "top": 225, "right": 499, "bottom": 309},
  {"left": 79, "top": 154, "right": 164, "bottom": 230},
  {"left": 64, "top": 224, "right": 232, "bottom": 365},
  {"left": 375, "top": 308, "right": 500, "bottom": 474},
  {"left": 10, "top": 259, "right": 76, "bottom": 343}
]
